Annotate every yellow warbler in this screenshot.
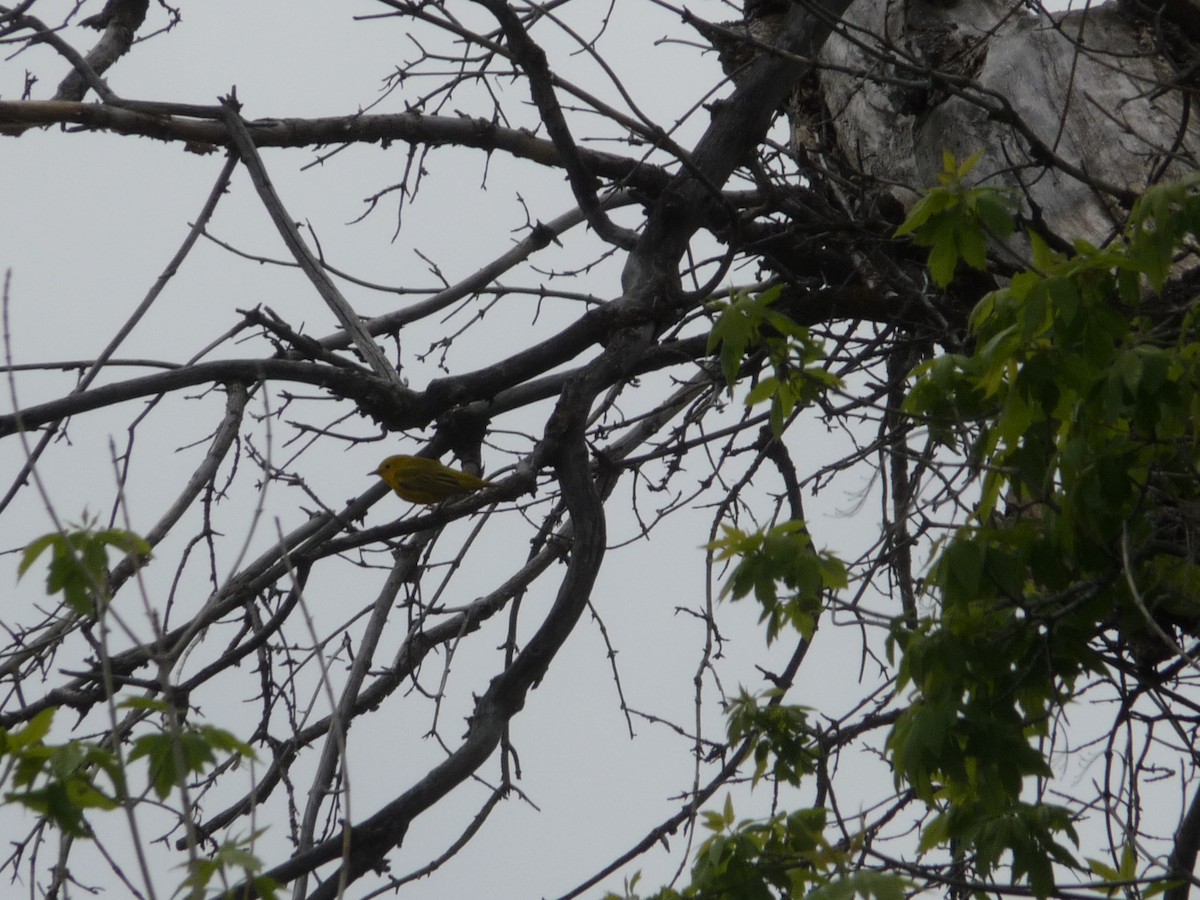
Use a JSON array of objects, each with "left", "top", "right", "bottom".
[{"left": 373, "top": 454, "right": 495, "bottom": 505}]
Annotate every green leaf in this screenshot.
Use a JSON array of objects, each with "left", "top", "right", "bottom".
[
  {"left": 8, "top": 708, "right": 55, "bottom": 750},
  {"left": 19, "top": 525, "right": 150, "bottom": 618},
  {"left": 17, "top": 533, "right": 59, "bottom": 579},
  {"left": 927, "top": 232, "right": 960, "bottom": 288},
  {"left": 129, "top": 722, "right": 253, "bottom": 801},
  {"left": 958, "top": 222, "right": 989, "bottom": 272},
  {"left": 1085, "top": 857, "right": 1120, "bottom": 883},
  {"left": 955, "top": 148, "right": 985, "bottom": 179},
  {"left": 942, "top": 539, "right": 984, "bottom": 600},
  {"left": 1029, "top": 230, "right": 1056, "bottom": 271},
  {"left": 896, "top": 190, "right": 952, "bottom": 237},
  {"left": 744, "top": 376, "right": 780, "bottom": 408},
  {"left": 975, "top": 192, "right": 1016, "bottom": 237}
]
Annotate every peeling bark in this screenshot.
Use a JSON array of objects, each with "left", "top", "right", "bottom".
[{"left": 801, "top": 0, "right": 1199, "bottom": 245}]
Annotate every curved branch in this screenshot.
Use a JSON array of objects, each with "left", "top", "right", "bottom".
[
  {"left": 475, "top": 0, "right": 638, "bottom": 249},
  {"left": 56, "top": 0, "right": 149, "bottom": 101},
  {"left": 0, "top": 8, "right": 116, "bottom": 103}
]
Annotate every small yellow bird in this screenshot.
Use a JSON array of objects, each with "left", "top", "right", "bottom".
[{"left": 373, "top": 454, "right": 496, "bottom": 505}]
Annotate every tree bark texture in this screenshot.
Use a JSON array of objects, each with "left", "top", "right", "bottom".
[{"left": 802, "top": 0, "right": 1199, "bottom": 244}]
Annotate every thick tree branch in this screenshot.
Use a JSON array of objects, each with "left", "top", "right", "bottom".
[
  {"left": 1167, "top": 780, "right": 1200, "bottom": 900},
  {"left": 56, "top": 0, "right": 149, "bottom": 101},
  {"left": 622, "top": 0, "right": 854, "bottom": 296},
  {"left": 0, "top": 101, "right": 671, "bottom": 194},
  {"left": 0, "top": 359, "right": 405, "bottom": 437}
]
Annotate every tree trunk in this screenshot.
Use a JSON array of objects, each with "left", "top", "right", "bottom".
[{"left": 798, "top": 0, "right": 1199, "bottom": 245}]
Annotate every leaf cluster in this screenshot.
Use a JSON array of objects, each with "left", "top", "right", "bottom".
[
  {"left": 1, "top": 708, "right": 120, "bottom": 836},
  {"left": 19, "top": 521, "right": 150, "bottom": 616},
  {"left": 179, "top": 833, "right": 279, "bottom": 900},
  {"left": 677, "top": 168, "right": 1200, "bottom": 900},
  {"left": 9, "top": 533, "right": 268, "bottom": 897},
  {"left": 607, "top": 798, "right": 908, "bottom": 900},
  {"left": 725, "top": 688, "right": 817, "bottom": 788},
  {"left": 892, "top": 169, "right": 1200, "bottom": 894},
  {"left": 709, "top": 521, "right": 848, "bottom": 644},
  {"left": 895, "top": 150, "right": 1018, "bottom": 288},
  {"left": 124, "top": 697, "right": 256, "bottom": 801},
  {"left": 707, "top": 286, "right": 843, "bottom": 436}
]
